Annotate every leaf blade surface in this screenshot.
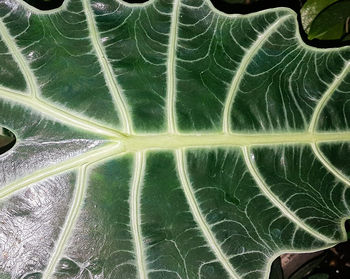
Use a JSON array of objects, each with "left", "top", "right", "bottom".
[{"left": 0, "top": 1, "right": 350, "bottom": 279}]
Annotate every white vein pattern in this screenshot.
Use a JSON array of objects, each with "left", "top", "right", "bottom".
[
  {"left": 0, "top": 0, "right": 349, "bottom": 278},
  {"left": 83, "top": 0, "right": 133, "bottom": 134},
  {"left": 309, "top": 61, "right": 350, "bottom": 132},
  {"left": 311, "top": 143, "right": 350, "bottom": 187},
  {"left": 0, "top": 86, "right": 121, "bottom": 138},
  {"left": 222, "top": 14, "right": 292, "bottom": 133},
  {"left": 176, "top": 149, "right": 240, "bottom": 279},
  {"left": 0, "top": 4, "right": 125, "bottom": 138},
  {"left": 42, "top": 165, "right": 88, "bottom": 279},
  {"left": 0, "top": 16, "right": 38, "bottom": 97},
  {"left": 0, "top": 143, "right": 123, "bottom": 199},
  {"left": 242, "top": 146, "right": 335, "bottom": 244},
  {"left": 130, "top": 151, "right": 148, "bottom": 279},
  {"left": 167, "top": 0, "right": 180, "bottom": 133},
  {"left": 0, "top": 4, "right": 119, "bottom": 136}
]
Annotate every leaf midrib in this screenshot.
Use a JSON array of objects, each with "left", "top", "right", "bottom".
[
  {"left": 123, "top": 132, "right": 350, "bottom": 150},
  {"left": 1, "top": 2, "right": 349, "bottom": 278},
  {"left": 2, "top": 131, "right": 349, "bottom": 207}
]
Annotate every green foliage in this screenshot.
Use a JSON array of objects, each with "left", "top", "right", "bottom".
[
  {"left": 0, "top": 1, "right": 350, "bottom": 279},
  {"left": 301, "top": 0, "right": 350, "bottom": 41}
]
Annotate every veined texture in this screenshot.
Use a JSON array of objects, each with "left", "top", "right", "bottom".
[{"left": 0, "top": 0, "right": 350, "bottom": 279}]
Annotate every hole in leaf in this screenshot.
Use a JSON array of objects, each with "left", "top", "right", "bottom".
[
  {"left": 345, "top": 219, "right": 350, "bottom": 233},
  {"left": 0, "top": 127, "right": 16, "bottom": 155},
  {"left": 22, "top": 0, "right": 149, "bottom": 10},
  {"left": 345, "top": 219, "right": 350, "bottom": 241},
  {"left": 22, "top": 0, "right": 64, "bottom": 10}
]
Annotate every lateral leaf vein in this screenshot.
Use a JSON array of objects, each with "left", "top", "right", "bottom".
[
  {"left": 130, "top": 151, "right": 148, "bottom": 279},
  {"left": 83, "top": 0, "right": 133, "bottom": 134},
  {"left": 42, "top": 165, "right": 88, "bottom": 279},
  {"left": 176, "top": 149, "right": 239, "bottom": 279},
  {"left": 223, "top": 15, "right": 292, "bottom": 133},
  {"left": 242, "top": 146, "right": 335, "bottom": 244}
]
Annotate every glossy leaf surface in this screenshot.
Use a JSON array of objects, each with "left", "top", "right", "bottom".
[
  {"left": 0, "top": 1, "right": 350, "bottom": 279},
  {"left": 307, "top": 1, "right": 350, "bottom": 41},
  {"left": 301, "top": 0, "right": 350, "bottom": 41},
  {"left": 300, "top": 0, "right": 339, "bottom": 33}
]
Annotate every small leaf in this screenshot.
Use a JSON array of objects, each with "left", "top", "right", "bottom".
[
  {"left": 308, "top": 1, "right": 350, "bottom": 40},
  {"left": 301, "top": 0, "right": 340, "bottom": 33}
]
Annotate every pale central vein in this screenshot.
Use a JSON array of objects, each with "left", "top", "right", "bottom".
[
  {"left": 176, "top": 149, "right": 239, "bottom": 279},
  {"left": 242, "top": 146, "right": 335, "bottom": 244},
  {"left": 222, "top": 15, "right": 292, "bottom": 133},
  {"left": 167, "top": 0, "right": 180, "bottom": 134},
  {"left": 1, "top": 131, "right": 350, "bottom": 201},
  {"left": 42, "top": 165, "right": 88, "bottom": 279},
  {"left": 83, "top": 0, "right": 133, "bottom": 134},
  {"left": 124, "top": 131, "right": 350, "bottom": 151},
  {"left": 130, "top": 151, "right": 148, "bottom": 279},
  {"left": 0, "top": 17, "right": 38, "bottom": 97},
  {"left": 308, "top": 61, "right": 350, "bottom": 132}
]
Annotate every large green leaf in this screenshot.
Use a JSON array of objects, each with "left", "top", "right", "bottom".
[{"left": 0, "top": 0, "right": 350, "bottom": 278}]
